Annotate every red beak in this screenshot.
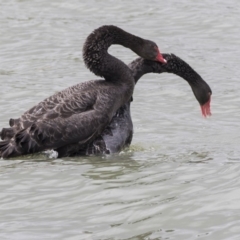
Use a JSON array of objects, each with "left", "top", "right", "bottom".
[
  {"left": 156, "top": 49, "right": 167, "bottom": 64},
  {"left": 200, "top": 96, "right": 212, "bottom": 117}
]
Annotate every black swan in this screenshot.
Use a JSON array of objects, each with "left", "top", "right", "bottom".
[
  {"left": 0, "top": 25, "right": 166, "bottom": 159},
  {"left": 55, "top": 53, "right": 212, "bottom": 157}
]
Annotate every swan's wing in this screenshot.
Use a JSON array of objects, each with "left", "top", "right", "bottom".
[
  {"left": 0, "top": 106, "right": 110, "bottom": 158},
  {"left": 54, "top": 103, "right": 133, "bottom": 157},
  {"left": 32, "top": 108, "right": 109, "bottom": 148},
  {"left": 9, "top": 81, "right": 98, "bottom": 131},
  {"left": 0, "top": 80, "right": 115, "bottom": 158}
]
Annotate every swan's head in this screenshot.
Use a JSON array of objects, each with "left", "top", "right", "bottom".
[
  {"left": 192, "top": 86, "right": 212, "bottom": 117},
  {"left": 139, "top": 40, "right": 167, "bottom": 64},
  {"left": 157, "top": 53, "right": 212, "bottom": 118}
]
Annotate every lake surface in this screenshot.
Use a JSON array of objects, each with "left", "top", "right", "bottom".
[{"left": 1, "top": 0, "right": 240, "bottom": 239}]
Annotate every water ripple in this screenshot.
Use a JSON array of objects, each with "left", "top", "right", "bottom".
[{"left": 1, "top": 0, "right": 240, "bottom": 239}]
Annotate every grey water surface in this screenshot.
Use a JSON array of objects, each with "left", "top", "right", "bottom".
[{"left": 1, "top": 0, "right": 240, "bottom": 239}]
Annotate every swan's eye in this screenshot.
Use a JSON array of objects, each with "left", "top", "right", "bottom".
[{"left": 146, "top": 41, "right": 157, "bottom": 51}]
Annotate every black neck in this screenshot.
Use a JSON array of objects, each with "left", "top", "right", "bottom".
[
  {"left": 128, "top": 54, "right": 204, "bottom": 86},
  {"left": 83, "top": 25, "right": 143, "bottom": 83},
  {"left": 128, "top": 53, "right": 211, "bottom": 106},
  {"left": 128, "top": 57, "right": 164, "bottom": 83}
]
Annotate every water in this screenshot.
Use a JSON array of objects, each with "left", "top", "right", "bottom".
[{"left": 1, "top": 0, "right": 240, "bottom": 239}]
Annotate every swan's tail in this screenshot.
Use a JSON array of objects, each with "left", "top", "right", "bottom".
[
  {"left": 0, "top": 124, "right": 42, "bottom": 158},
  {"left": 0, "top": 139, "right": 23, "bottom": 158},
  {"left": 0, "top": 128, "right": 15, "bottom": 140}
]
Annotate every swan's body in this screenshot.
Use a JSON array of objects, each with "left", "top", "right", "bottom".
[
  {"left": 56, "top": 53, "right": 212, "bottom": 157},
  {"left": 0, "top": 25, "right": 165, "bottom": 158}
]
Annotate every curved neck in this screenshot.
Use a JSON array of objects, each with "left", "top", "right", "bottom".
[
  {"left": 160, "top": 54, "right": 204, "bottom": 87},
  {"left": 128, "top": 54, "right": 204, "bottom": 86},
  {"left": 83, "top": 25, "right": 144, "bottom": 83},
  {"left": 128, "top": 58, "right": 164, "bottom": 83},
  {"left": 127, "top": 54, "right": 211, "bottom": 108}
]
